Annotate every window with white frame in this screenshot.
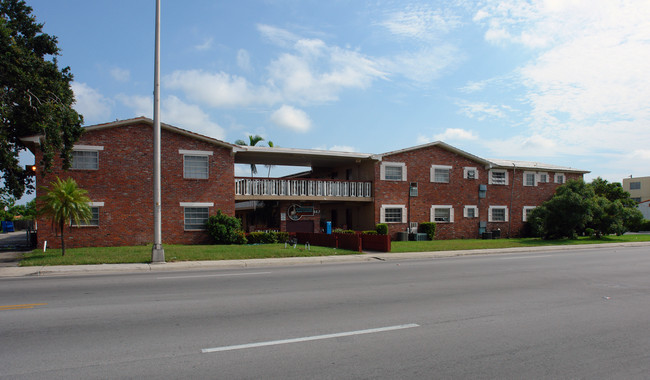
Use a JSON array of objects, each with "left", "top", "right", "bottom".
[
  {"left": 489, "top": 169, "right": 508, "bottom": 185},
  {"left": 71, "top": 145, "right": 103, "bottom": 170},
  {"left": 489, "top": 206, "right": 508, "bottom": 222},
  {"left": 71, "top": 202, "right": 103, "bottom": 227},
  {"left": 538, "top": 172, "right": 549, "bottom": 183},
  {"left": 380, "top": 205, "right": 406, "bottom": 223},
  {"left": 464, "top": 205, "right": 478, "bottom": 218},
  {"left": 181, "top": 202, "right": 214, "bottom": 230},
  {"left": 431, "top": 205, "right": 454, "bottom": 223},
  {"left": 430, "top": 165, "right": 452, "bottom": 183},
  {"left": 554, "top": 173, "right": 565, "bottom": 184},
  {"left": 381, "top": 162, "right": 406, "bottom": 181},
  {"left": 464, "top": 167, "right": 478, "bottom": 180},
  {"left": 523, "top": 172, "right": 537, "bottom": 187},
  {"left": 523, "top": 206, "right": 536, "bottom": 222},
  {"left": 180, "top": 150, "right": 212, "bottom": 179}
]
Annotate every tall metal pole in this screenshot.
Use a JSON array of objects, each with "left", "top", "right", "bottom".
[{"left": 151, "top": 0, "right": 165, "bottom": 262}]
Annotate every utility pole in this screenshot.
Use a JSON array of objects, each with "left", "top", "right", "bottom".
[{"left": 151, "top": 0, "right": 164, "bottom": 262}]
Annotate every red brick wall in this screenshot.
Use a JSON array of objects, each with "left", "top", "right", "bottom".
[
  {"left": 34, "top": 122, "right": 234, "bottom": 248},
  {"left": 374, "top": 145, "right": 584, "bottom": 239}
]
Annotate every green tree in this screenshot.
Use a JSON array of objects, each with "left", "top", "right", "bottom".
[
  {"left": 37, "top": 177, "right": 91, "bottom": 256},
  {"left": 206, "top": 210, "right": 246, "bottom": 244},
  {"left": 1, "top": 0, "right": 83, "bottom": 199},
  {"left": 264, "top": 140, "right": 275, "bottom": 177},
  {"left": 235, "top": 134, "right": 264, "bottom": 176}
]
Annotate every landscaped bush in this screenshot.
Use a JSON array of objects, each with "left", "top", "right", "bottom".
[
  {"left": 419, "top": 222, "right": 436, "bottom": 240},
  {"left": 375, "top": 223, "right": 388, "bottom": 235},
  {"left": 333, "top": 228, "right": 355, "bottom": 234},
  {"left": 206, "top": 210, "right": 247, "bottom": 244},
  {"left": 276, "top": 231, "right": 290, "bottom": 243},
  {"left": 247, "top": 231, "right": 279, "bottom": 244},
  {"left": 362, "top": 230, "right": 378, "bottom": 235}
]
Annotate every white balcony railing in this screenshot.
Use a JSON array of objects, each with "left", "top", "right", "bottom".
[{"left": 235, "top": 178, "right": 372, "bottom": 199}]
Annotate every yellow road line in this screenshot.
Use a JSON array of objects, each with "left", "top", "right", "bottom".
[{"left": 0, "top": 303, "right": 48, "bottom": 311}]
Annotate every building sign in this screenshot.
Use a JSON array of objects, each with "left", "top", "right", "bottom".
[{"left": 287, "top": 204, "right": 316, "bottom": 221}]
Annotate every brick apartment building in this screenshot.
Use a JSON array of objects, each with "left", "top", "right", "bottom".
[{"left": 23, "top": 117, "right": 588, "bottom": 248}]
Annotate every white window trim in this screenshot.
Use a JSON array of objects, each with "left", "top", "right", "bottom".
[
  {"left": 180, "top": 202, "right": 214, "bottom": 207},
  {"left": 430, "top": 165, "right": 452, "bottom": 183},
  {"left": 380, "top": 162, "right": 407, "bottom": 181},
  {"left": 380, "top": 204, "right": 407, "bottom": 223},
  {"left": 463, "top": 205, "right": 478, "bottom": 218},
  {"left": 463, "top": 167, "right": 478, "bottom": 180},
  {"left": 488, "top": 206, "right": 509, "bottom": 222},
  {"left": 538, "top": 172, "right": 549, "bottom": 183},
  {"left": 88, "top": 202, "right": 104, "bottom": 207},
  {"left": 430, "top": 205, "right": 454, "bottom": 223},
  {"left": 554, "top": 173, "right": 566, "bottom": 184},
  {"left": 523, "top": 206, "right": 536, "bottom": 222},
  {"left": 73, "top": 145, "right": 104, "bottom": 151},
  {"left": 183, "top": 154, "right": 210, "bottom": 179},
  {"left": 488, "top": 169, "right": 509, "bottom": 185},
  {"left": 179, "top": 149, "right": 213, "bottom": 156},
  {"left": 71, "top": 202, "right": 102, "bottom": 227},
  {"left": 523, "top": 171, "right": 537, "bottom": 187}
]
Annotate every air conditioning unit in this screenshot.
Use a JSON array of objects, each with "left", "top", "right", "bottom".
[{"left": 409, "top": 222, "right": 418, "bottom": 233}]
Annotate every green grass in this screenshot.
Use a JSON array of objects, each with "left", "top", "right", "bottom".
[
  {"left": 18, "top": 234, "right": 650, "bottom": 266},
  {"left": 19, "top": 243, "right": 359, "bottom": 266},
  {"left": 390, "top": 234, "right": 650, "bottom": 253}
]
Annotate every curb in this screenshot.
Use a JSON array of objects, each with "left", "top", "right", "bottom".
[{"left": 2, "top": 241, "right": 649, "bottom": 278}]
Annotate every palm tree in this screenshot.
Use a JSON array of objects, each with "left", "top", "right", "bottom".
[
  {"left": 235, "top": 134, "right": 264, "bottom": 177},
  {"left": 265, "top": 140, "right": 275, "bottom": 177},
  {"left": 38, "top": 177, "right": 91, "bottom": 256}
]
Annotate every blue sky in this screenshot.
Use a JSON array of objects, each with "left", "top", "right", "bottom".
[{"left": 21, "top": 0, "right": 650, "bottom": 194}]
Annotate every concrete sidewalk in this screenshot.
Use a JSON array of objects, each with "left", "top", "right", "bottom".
[{"left": 2, "top": 241, "right": 649, "bottom": 278}]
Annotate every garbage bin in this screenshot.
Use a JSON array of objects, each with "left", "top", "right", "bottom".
[
  {"left": 482, "top": 232, "right": 492, "bottom": 239},
  {"left": 491, "top": 229, "right": 500, "bottom": 239},
  {"left": 397, "top": 232, "right": 409, "bottom": 241}
]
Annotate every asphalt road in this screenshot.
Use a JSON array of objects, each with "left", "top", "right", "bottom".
[{"left": 2, "top": 246, "right": 650, "bottom": 379}]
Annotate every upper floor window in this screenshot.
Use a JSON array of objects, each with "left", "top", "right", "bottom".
[
  {"left": 431, "top": 165, "right": 452, "bottom": 183},
  {"left": 523, "top": 172, "right": 536, "bottom": 187},
  {"left": 381, "top": 162, "right": 406, "bottom": 181},
  {"left": 464, "top": 167, "right": 478, "bottom": 180},
  {"left": 180, "top": 150, "right": 213, "bottom": 179},
  {"left": 630, "top": 182, "right": 641, "bottom": 190},
  {"left": 71, "top": 145, "right": 103, "bottom": 170},
  {"left": 538, "top": 172, "right": 549, "bottom": 183},
  {"left": 554, "top": 173, "right": 565, "bottom": 184},
  {"left": 489, "top": 206, "right": 509, "bottom": 222},
  {"left": 489, "top": 170, "right": 508, "bottom": 185}
]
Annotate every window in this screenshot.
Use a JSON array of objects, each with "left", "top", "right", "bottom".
[
  {"left": 464, "top": 205, "right": 478, "bottom": 218},
  {"left": 464, "top": 167, "right": 478, "bottom": 180},
  {"left": 632, "top": 197, "right": 642, "bottom": 203},
  {"left": 489, "top": 206, "right": 508, "bottom": 222},
  {"left": 523, "top": 206, "right": 536, "bottom": 222},
  {"left": 554, "top": 173, "right": 565, "bottom": 184},
  {"left": 181, "top": 202, "right": 213, "bottom": 230},
  {"left": 431, "top": 205, "right": 454, "bottom": 223},
  {"left": 381, "top": 205, "right": 406, "bottom": 223},
  {"left": 489, "top": 170, "right": 508, "bottom": 185},
  {"left": 523, "top": 172, "right": 536, "bottom": 187},
  {"left": 381, "top": 162, "right": 406, "bottom": 181},
  {"left": 71, "top": 150, "right": 99, "bottom": 170},
  {"left": 538, "top": 173, "right": 549, "bottom": 183},
  {"left": 630, "top": 182, "right": 641, "bottom": 190},
  {"left": 430, "top": 165, "right": 452, "bottom": 183},
  {"left": 180, "top": 150, "right": 212, "bottom": 179},
  {"left": 71, "top": 202, "right": 103, "bottom": 227}
]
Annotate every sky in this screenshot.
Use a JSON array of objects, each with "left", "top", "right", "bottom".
[{"left": 19, "top": 0, "right": 650, "bottom": 200}]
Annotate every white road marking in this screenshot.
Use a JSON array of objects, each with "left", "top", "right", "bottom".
[
  {"left": 157, "top": 272, "right": 271, "bottom": 280},
  {"left": 202, "top": 323, "right": 420, "bottom": 353}
]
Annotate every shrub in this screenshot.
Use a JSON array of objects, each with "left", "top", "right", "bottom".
[
  {"left": 333, "top": 228, "right": 355, "bottom": 234},
  {"left": 247, "top": 231, "right": 279, "bottom": 244},
  {"left": 362, "top": 230, "right": 377, "bottom": 235},
  {"left": 419, "top": 222, "right": 436, "bottom": 240},
  {"left": 206, "top": 210, "right": 246, "bottom": 244},
  {"left": 375, "top": 223, "right": 388, "bottom": 235},
  {"left": 276, "top": 232, "right": 290, "bottom": 243}
]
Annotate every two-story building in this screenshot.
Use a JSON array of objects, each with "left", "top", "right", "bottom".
[{"left": 23, "top": 117, "right": 588, "bottom": 248}]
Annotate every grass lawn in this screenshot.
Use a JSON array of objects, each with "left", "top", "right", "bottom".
[{"left": 18, "top": 234, "right": 650, "bottom": 266}]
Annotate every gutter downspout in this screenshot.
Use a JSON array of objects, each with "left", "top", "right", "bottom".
[{"left": 509, "top": 163, "right": 515, "bottom": 238}]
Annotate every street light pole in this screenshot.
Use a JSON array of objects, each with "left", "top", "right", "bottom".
[{"left": 151, "top": 0, "right": 164, "bottom": 262}]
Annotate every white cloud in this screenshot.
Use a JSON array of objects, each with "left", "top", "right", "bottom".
[
  {"left": 237, "top": 49, "right": 251, "bottom": 71},
  {"left": 117, "top": 94, "right": 225, "bottom": 139},
  {"left": 382, "top": 45, "right": 461, "bottom": 83},
  {"left": 435, "top": 128, "right": 478, "bottom": 141},
  {"left": 456, "top": 101, "right": 506, "bottom": 120},
  {"left": 71, "top": 82, "right": 112, "bottom": 123},
  {"left": 328, "top": 145, "right": 357, "bottom": 152},
  {"left": 270, "top": 105, "right": 311, "bottom": 132},
  {"left": 194, "top": 37, "right": 213, "bottom": 51},
  {"left": 380, "top": 4, "right": 461, "bottom": 41},
  {"left": 110, "top": 67, "right": 130, "bottom": 82},
  {"left": 164, "top": 70, "right": 279, "bottom": 107}
]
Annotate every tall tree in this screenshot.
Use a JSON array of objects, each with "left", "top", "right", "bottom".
[
  {"left": 37, "top": 177, "right": 91, "bottom": 256},
  {"left": 265, "top": 140, "right": 275, "bottom": 177},
  {"left": 235, "top": 134, "right": 264, "bottom": 176},
  {"left": 1, "top": 0, "right": 84, "bottom": 199}
]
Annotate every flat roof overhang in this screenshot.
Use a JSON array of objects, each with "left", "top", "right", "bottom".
[
  {"left": 235, "top": 194, "right": 374, "bottom": 202},
  {"left": 234, "top": 146, "right": 377, "bottom": 167}
]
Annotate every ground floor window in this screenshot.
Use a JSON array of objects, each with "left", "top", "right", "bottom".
[
  {"left": 431, "top": 205, "right": 454, "bottom": 223},
  {"left": 464, "top": 205, "right": 478, "bottom": 218},
  {"left": 381, "top": 205, "right": 406, "bottom": 223},
  {"left": 184, "top": 207, "right": 209, "bottom": 230},
  {"left": 72, "top": 206, "right": 100, "bottom": 227},
  {"left": 523, "top": 206, "right": 536, "bottom": 222},
  {"left": 489, "top": 206, "right": 508, "bottom": 222}
]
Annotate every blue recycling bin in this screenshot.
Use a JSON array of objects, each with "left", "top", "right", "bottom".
[{"left": 326, "top": 221, "right": 332, "bottom": 234}]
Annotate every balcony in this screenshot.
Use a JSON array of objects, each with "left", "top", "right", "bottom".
[{"left": 235, "top": 178, "right": 373, "bottom": 202}]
